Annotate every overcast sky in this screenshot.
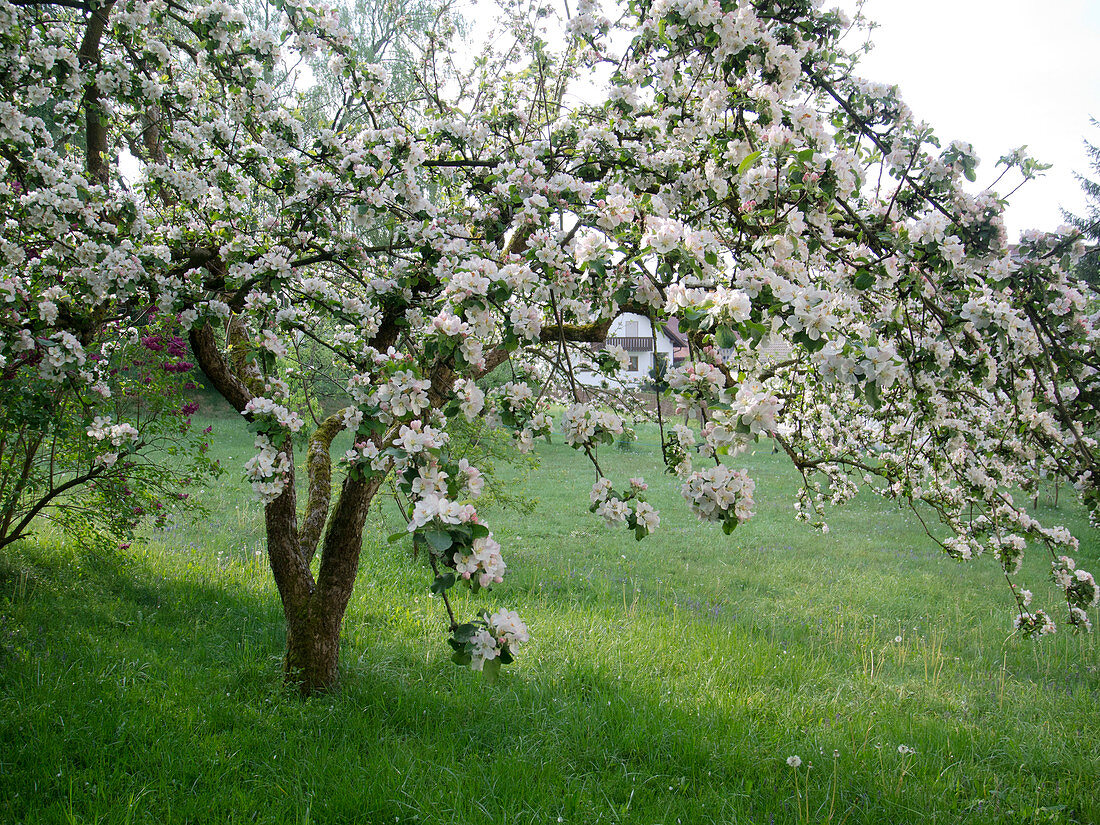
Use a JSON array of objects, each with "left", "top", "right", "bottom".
[{"left": 840, "top": 0, "right": 1100, "bottom": 239}]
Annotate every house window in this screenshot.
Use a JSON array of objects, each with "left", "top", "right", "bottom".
[
  {"left": 625, "top": 319, "right": 640, "bottom": 337},
  {"left": 628, "top": 355, "right": 639, "bottom": 372}
]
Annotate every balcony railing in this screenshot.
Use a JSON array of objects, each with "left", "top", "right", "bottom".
[{"left": 602, "top": 337, "right": 654, "bottom": 352}]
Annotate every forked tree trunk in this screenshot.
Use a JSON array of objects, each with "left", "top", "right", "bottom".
[
  {"left": 189, "top": 308, "right": 612, "bottom": 696},
  {"left": 284, "top": 602, "right": 341, "bottom": 692},
  {"left": 190, "top": 323, "right": 386, "bottom": 696},
  {"left": 277, "top": 472, "right": 382, "bottom": 696}
]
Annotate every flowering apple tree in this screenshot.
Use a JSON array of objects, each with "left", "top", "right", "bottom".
[{"left": 2, "top": 0, "right": 1097, "bottom": 694}]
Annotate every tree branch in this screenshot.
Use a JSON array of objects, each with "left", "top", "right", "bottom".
[
  {"left": 78, "top": 0, "right": 116, "bottom": 185},
  {"left": 188, "top": 323, "right": 254, "bottom": 413},
  {"left": 300, "top": 412, "right": 345, "bottom": 564}
]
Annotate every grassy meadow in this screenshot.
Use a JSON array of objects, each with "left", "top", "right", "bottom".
[{"left": 1, "top": 403, "right": 1098, "bottom": 824}]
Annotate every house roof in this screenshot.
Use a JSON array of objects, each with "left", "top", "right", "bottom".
[{"left": 662, "top": 317, "right": 689, "bottom": 347}]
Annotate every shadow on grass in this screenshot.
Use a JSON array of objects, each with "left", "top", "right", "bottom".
[{"left": 0, "top": 541, "right": 1096, "bottom": 825}]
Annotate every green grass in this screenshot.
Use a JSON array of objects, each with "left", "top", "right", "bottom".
[{"left": 1, "top": 412, "right": 1098, "bottom": 824}]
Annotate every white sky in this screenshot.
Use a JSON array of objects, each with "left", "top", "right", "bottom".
[{"left": 841, "top": 0, "right": 1100, "bottom": 239}]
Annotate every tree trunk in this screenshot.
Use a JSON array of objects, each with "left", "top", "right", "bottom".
[
  {"left": 277, "top": 473, "right": 385, "bottom": 696},
  {"left": 284, "top": 604, "right": 341, "bottom": 696},
  {"left": 188, "top": 323, "right": 390, "bottom": 697}
]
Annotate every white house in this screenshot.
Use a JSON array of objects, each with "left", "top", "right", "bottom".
[{"left": 577, "top": 312, "right": 687, "bottom": 387}]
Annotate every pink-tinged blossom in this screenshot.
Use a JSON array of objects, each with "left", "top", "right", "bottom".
[
  {"left": 489, "top": 608, "right": 529, "bottom": 647},
  {"left": 452, "top": 534, "right": 507, "bottom": 588}
]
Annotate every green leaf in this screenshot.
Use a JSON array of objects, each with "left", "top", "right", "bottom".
[
  {"left": 451, "top": 650, "right": 472, "bottom": 667},
  {"left": 387, "top": 531, "right": 408, "bottom": 544},
  {"left": 865, "top": 381, "right": 883, "bottom": 410},
  {"left": 853, "top": 270, "right": 876, "bottom": 290},
  {"left": 792, "top": 330, "right": 826, "bottom": 353},
  {"left": 714, "top": 325, "right": 738, "bottom": 349},
  {"left": 737, "top": 150, "right": 763, "bottom": 177},
  {"left": 430, "top": 572, "right": 456, "bottom": 595},
  {"left": 722, "top": 519, "right": 737, "bottom": 535},
  {"left": 744, "top": 321, "right": 768, "bottom": 345},
  {"left": 452, "top": 623, "right": 478, "bottom": 641},
  {"left": 482, "top": 657, "right": 502, "bottom": 683},
  {"left": 422, "top": 529, "right": 453, "bottom": 553}
]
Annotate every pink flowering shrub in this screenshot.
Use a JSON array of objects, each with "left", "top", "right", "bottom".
[{"left": 0, "top": 310, "right": 221, "bottom": 548}]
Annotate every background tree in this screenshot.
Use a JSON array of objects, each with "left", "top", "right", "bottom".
[
  {"left": 0, "top": 0, "right": 221, "bottom": 551},
  {"left": 1063, "top": 117, "right": 1100, "bottom": 286},
  {"left": 1, "top": 0, "right": 1097, "bottom": 697}
]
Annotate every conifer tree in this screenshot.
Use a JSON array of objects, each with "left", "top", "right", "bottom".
[{"left": 1064, "top": 118, "right": 1100, "bottom": 285}]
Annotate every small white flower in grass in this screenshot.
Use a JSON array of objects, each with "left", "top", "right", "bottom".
[
  {"left": 786, "top": 755, "right": 801, "bottom": 768},
  {"left": 897, "top": 745, "right": 916, "bottom": 755}
]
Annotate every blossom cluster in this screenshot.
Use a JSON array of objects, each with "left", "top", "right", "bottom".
[
  {"left": 681, "top": 464, "right": 756, "bottom": 532},
  {"left": 562, "top": 403, "right": 624, "bottom": 449},
  {"left": 728, "top": 384, "right": 781, "bottom": 437},
  {"left": 244, "top": 435, "right": 293, "bottom": 504},
  {"left": 381, "top": 412, "right": 508, "bottom": 603},
  {"left": 1053, "top": 556, "right": 1099, "bottom": 631},
  {"left": 590, "top": 476, "right": 661, "bottom": 539},
  {"left": 341, "top": 439, "right": 389, "bottom": 481},
  {"left": 487, "top": 381, "right": 554, "bottom": 452},
  {"left": 243, "top": 397, "right": 305, "bottom": 434},
  {"left": 363, "top": 369, "right": 431, "bottom": 423},
  {"left": 87, "top": 416, "right": 140, "bottom": 448},
  {"left": 667, "top": 361, "right": 727, "bottom": 407},
  {"left": 664, "top": 423, "right": 698, "bottom": 478},
  {"left": 86, "top": 415, "right": 140, "bottom": 468},
  {"left": 450, "top": 608, "right": 530, "bottom": 673},
  {"left": 453, "top": 534, "right": 508, "bottom": 589}
]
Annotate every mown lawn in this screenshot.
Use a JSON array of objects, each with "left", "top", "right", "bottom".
[{"left": 1, "top": 409, "right": 1098, "bottom": 824}]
